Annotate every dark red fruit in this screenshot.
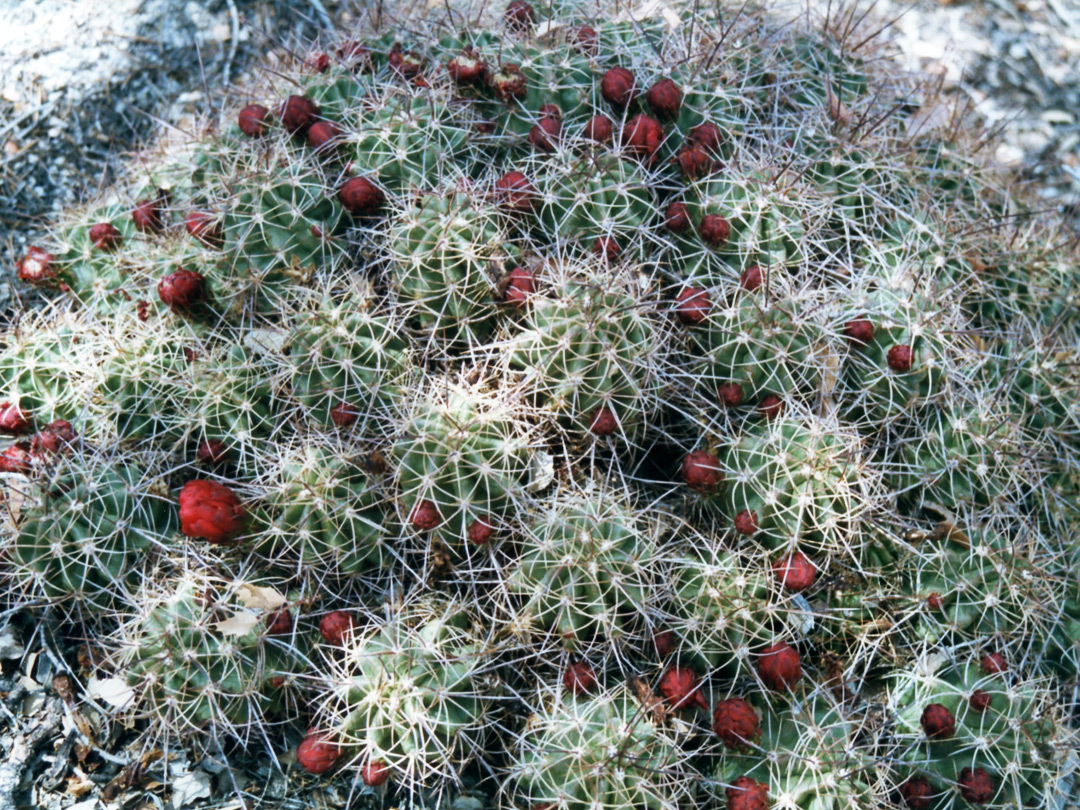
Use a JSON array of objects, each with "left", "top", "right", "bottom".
[
  {"left": 758, "top": 394, "right": 784, "bottom": 420},
  {"left": 196, "top": 439, "right": 228, "bottom": 464},
  {"left": 898, "top": 777, "right": 935, "bottom": 810},
  {"left": 185, "top": 211, "right": 222, "bottom": 248},
  {"left": 319, "top": 611, "right": 355, "bottom": 645},
  {"left": 772, "top": 551, "right": 816, "bottom": 592},
  {"left": 238, "top": 103, "right": 271, "bottom": 137},
  {"left": 490, "top": 64, "right": 527, "bottom": 102},
  {"left": 388, "top": 43, "right": 423, "bottom": 78},
  {"left": 467, "top": 516, "right": 494, "bottom": 544},
  {"left": 675, "top": 286, "right": 710, "bottom": 325},
  {"left": 330, "top": 402, "right": 359, "bottom": 427},
  {"left": 920, "top": 703, "right": 955, "bottom": 739},
  {"left": 683, "top": 449, "right": 723, "bottom": 493},
  {"left": 740, "top": 265, "right": 762, "bottom": 291},
  {"left": 339, "top": 177, "right": 385, "bottom": 216},
  {"left": 688, "top": 121, "right": 723, "bottom": 153},
  {"left": 726, "top": 775, "right": 768, "bottom": 810},
  {"left": 718, "top": 382, "right": 744, "bottom": 407},
  {"left": 538, "top": 104, "right": 562, "bottom": 120},
  {"left": 844, "top": 318, "right": 874, "bottom": 344},
  {"left": 601, "top": 67, "right": 637, "bottom": 108},
  {"left": 158, "top": 268, "right": 206, "bottom": 311},
  {"left": 969, "top": 689, "right": 993, "bottom": 713},
  {"left": 132, "top": 197, "right": 166, "bottom": 233},
  {"left": 305, "top": 52, "right": 330, "bottom": 73},
  {"left": 646, "top": 78, "right": 682, "bottom": 119},
  {"left": 700, "top": 214, "right": 731, "bottom": 246},
  {"left": 653, "top": 630, "right": 678, "bottom": 657},
  {"left": 265, "top": 609, "right": 293, "bottom": 636},
  {"left": 588, "top": 407, "right": 618, "bottom": 436},
  {"left": 409, "top": 499, "right": 442, "bottom": 531},
  {"left": 529, "top": 116, "right": 561, "bottom": 151},
  {"left": 307, "top": 120, "right": 343, "bottom": 153},
  {"left": 734, "top": 509, "right": 758, "bottom": 536},
  {"left": 959, "top": 768, "right": 994, "bottom": 804},
  {"left": 712, "top": 698, "right": 761, "bottom": 749},
  {"left": 446, "top": 50, "right": 487, "bottom": 84},
  {"left": 0, "top": 442, "right": 32, "bottom": 474},
  {"left": 30, "top": 420, "right": 76, "bottom": 456},
  {"left": 758, "top": 642, "right": 802, "bottom": 690},
  {"left": 563, "top": 661, "right": 597, "bottom": 695},
  {"left": 0, "top": 403, "right": 31, "bottom": 435},
  {"left": 17, "top": 246, "right": 56, "bottom": 285},
  {"left": 297, "top": 731, "right": 341, "bottom": 775},
  {"left": 621, "top": 114, "right": 664, "bottom": 165},
  {"left": 676, "top": 145, "right": 715, "bottom": 180},
  {"left": 592, "top": 236, "right": 619, "bottom": 260},
  {"left": 179, "top": 480, "right": 246, "bottom": 545},
  {"left": 503, "top": 266, "right": 535, "bottom": 307},
  {"left": 362, "top": 759, "right": 391, "bottom": 787},
  {"left": 280, "top": 94, "right": 321, "bottom": 134},
  {"left": 89, "top": 222, "right": 122, "bottom": 252},
  {"left": 583, "top": 115, "right": 613, "bottom": 144},
  {"left": 572, "top": 25, "right": 598, "bottom": 55},
  {"left": 658, "top": 666, "right": 708, "bottom": 710},
  {"left": 505, "top": 0, "right": 536, "bottom": 31},
  {"left": 887, "top": 344, "right": 914, "bottom": 372},
  {"left": 926, "top": 593, "right": 944, "bottom": 611},
  {"left": 665, "top": 202, "right": 690, "bottom": 232},
  {"left": 495, "top": 171, "right": 536, "bottom": 212},
  {"left": 980, "top": 652, "right": 1007, "bottom": 675}
]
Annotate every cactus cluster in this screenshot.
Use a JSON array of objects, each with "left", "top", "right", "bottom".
[{"left": 3, "top": 0, "right": 1079, "bottom": 808}]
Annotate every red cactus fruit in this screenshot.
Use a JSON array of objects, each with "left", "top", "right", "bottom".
[
  {"left": 675, "top": 286, "right": 710, "bottom": 325},
  {"left": 280, "top": 94, "right": 320, "bottom": 134},
  {"left": 758, "top": 394, "right": 784, "bottom": 420},
  {"left": 926, "top": 592, "right": 944, "bottom": 611},
  {"left": 772, "top": 551, "right": 816, "bottom": 592},
  {"left": 969, "top": 689, "right": 993, "bottom": 713},
  {"left": 740, "top": 265, "right": 762, "bottom": 291},
  {"left": 495, "top": 171, "right": 536, "bottom": 212},
  {"left": 621, "top": 114, "right": 664, "bottom": 165},
  {"left": 319, "top": 611, "right": 355, "bottom": 645},
  {"left": 700, "top": 214, "right": 731, "bottom": 246},
  {"left": 688, "top": 121, "right": 723, "bottom": 153},
  {"left": 179, "top": 480, "right": 246, "bottom": 545},
  {"left": 339, "top": 177, "right": 385, "bottom": 216},
  {"left": 980, "top": 652, "right": 1007, "bottom": 675},
  {"left": 887, "top": 344, "right": 914, "bottom": 372},
  {"left": 712, "top": 698, "right": 761, "bottom": 749},
  {"left": 490, "top": 64, "right": 527, "bottom": 102},
  {"left": 919, "top": 703, "right": 955, "bottom": 739},
  {"left": 572, "top": 25, "right": 598, "bottom": 55},
  {"left": 362, "top": 759, "right": 391, "bottom": 787},
  {"left": 158, "top": 268, "right": 206, "bottom": 311},
  {"left": 898, "top": 777, "right": 935, "bottom": 810},
  {"left": 446, "top": 50, "right": 487, "bottom": 84},
  {"left": 601, "top": 67, "right": 637, "bottom": 108},
  {"left": 0, "top": 403, "right": 31, "bottom": 435},
  {"left": 476, "top": 121, "right": 497, "bottom": 135},
  {"left": 844, "top": 318, "right": 874, "bottom": 345},
  {"left": 238, "top": 103, "right": 271, "bottom": 137},
  {"left": 758, "top": 642, "right": 802, "bottom": 690},
  {"left": 503, "top": 266, "right": 536, "bottom": 307},
  {"left": 683, "top": 449, "right": 723, "bottom": 493},
  {"left": 467, "top": 516, "right": 494, "bottom": 544},
  {"left": 185, "top": 211, "right": 222, "bottom": 248},
  {"left": 659, "top": 666, "right": 708, "bottom": 710},
  {"left": 726, "top": 775, "right": 769, "bottom": 810},
  {"left": 563, "top": 661, "right": 597, "bottom": 695},
  {"left": 265, "top": 609, "right": 293, "bottom": 636},
  {"left": 959, "top": 768, "right": 995, "bottom": 804},
  {"left": 307, "top": 120, "right": 343, "bottom": 153},
  {"left": 196, "top": 439, "right": 228, "bottom": 464},
  {"left": 409, "top": 499, "right": 442, "bottom": 531},
  {"left": 647, "top": 78, "right": 682, "bottom": 119},
  {"left": 529, "top": 116, "right": 561, "bottom": 151},
  {"left": 297, "top": 731, "right": 341, "bottom": 775},
  {"left": 388, "top": 43, "right": 424, "bottom": 79},
  {"left": 504, "top": 0, "right": 536, "bottom": 31},
  {"left": 665, "top": 202, "right": 690, "bottom": 232},
  {"left": 538, "top": 103, "right": 562, "bottom": 120},
  {"left": 305, "top": 52, "right": 330, "bottom": 73},
  {"left": 0, "top": 442, "right": 32, "bottom": 474},
  {"left": 330, "top": 402, "right": 359, "bottom": 427},
  {"left": 30, "top": 420, "right": 76, "bottom": 456},
  {"left": 17, "top": 246, "right": 56, "bottom": 285},
  {"left": 588, "top": 406, "right": 618, "bottom": 436},
  {"left": 88, "top": 222, "right": 122, "bottom": 252},
  {"left": 132, "top": 197, "right": 166, "bottom": 233},
  {"left": 718, "top": 382, "right": 744, "bottom": 407},
  {"left": 592, "top": 236, "right": 620, "bottom": 261},
  {"left": 583, "top": 114, "right": 613, "bottom": 144},
  {"left": 734, "top": 509, "right": 758, "bottom": 536},
  {"left": 653, "top": 629, "right": 678, "bottom": 657},
  {"left": 676, "top": 145, "right": 715, "bottom": 180}
]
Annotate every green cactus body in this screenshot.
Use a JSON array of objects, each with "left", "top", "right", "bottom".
[
  {"left": 0, "top": 311, "right": 91, "bottom": 423},
  {"left": 40, "top": 206, "right": 136, "bottom": 306},
  {"left": 487, "top": 45, "right": 595, "bottom": 135}
]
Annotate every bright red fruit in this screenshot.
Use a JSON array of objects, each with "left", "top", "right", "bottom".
[
  {"left": 658, "top": 666, "right": 708, "bottom": 710},
  {"left": 158, "top": 268, "right": 206, "bottom": 311},
  {"left": 409, "top": 499, "right": 442, "bottom": 531},
  {"left": 362, "top": 759, "right": 391, "bottom": 786},
  {"left": 758, "top": 642, "right": 801, "bottom": 690},
  {"left": 712, "top": 697, "right": 761, "bottom": 749},
  {"left": 683, "top": 449, "right": 723, "bottom": 493},
  {"left": 178, "top": 480, "right": 246, "bottom": 545},
  {"left": 339, "top": 177, "right": 385, "bottom": 216},
  {"left": 319, "top": 611, "right": 355, "bottom": 645},
  {"left": 0, "top": 402, "right": 31, "bottom": 435},
  {"left": 89, "top": 222, "right": 122, "bottom": 251},
  {"left": 297, "top": 731, "right": 341, "bottom": 775},
  {"left": 726, "top": 775, "right": 769, "bottom": 810},
  {"left": 772, "top": 551, "right": 816, "bottom": 592},
  {"left": 238, "top": 104, "right": 270, "bottom": 137},
  {"left": 17, "top": 246, "right": 56, "bottom": 285},
  {"left": 675, "top": 286, "right": 710, "bottom": 325}
]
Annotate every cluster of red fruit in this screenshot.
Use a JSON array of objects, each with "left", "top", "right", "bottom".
[{"left": 0, "top": 401, "right": 77, "bottom": 473}]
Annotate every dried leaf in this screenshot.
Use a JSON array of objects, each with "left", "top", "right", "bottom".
[
  {"left": 86, "top": 677, "right": 136, "bottom": 709},
  {"left": 214, "top": 610, "right": 259, "bottom": 637},
  {"left": 234, "top": 583, "right": 287, "bottom": 610}
]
